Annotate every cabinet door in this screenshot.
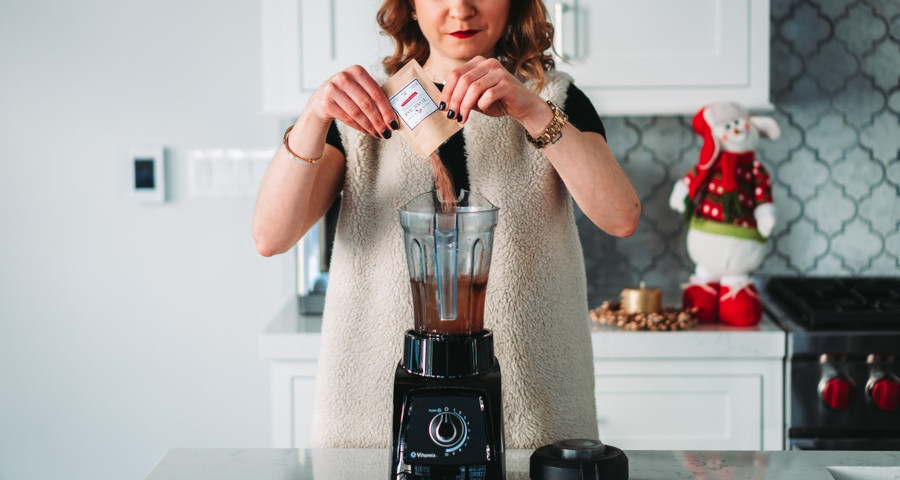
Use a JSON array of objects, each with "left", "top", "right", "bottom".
[
  {"left": 262, "top": 0, "right": 393, "bottom": 115},
  {"left": 549, "top": 0, "right": 771, "bottom": 114},
  {"left": 262, "top": 0, "right": 770, "bottom": 115},
  {"left": 595, "top": 374, "right": 762, "bottom": 450},
  {"left": 270, "top": 361, "right": 317, "bottom": 448}
]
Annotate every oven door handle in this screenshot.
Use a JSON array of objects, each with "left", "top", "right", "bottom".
[{"left": 792, "top": 437, "right": 900, "bottom": 450}]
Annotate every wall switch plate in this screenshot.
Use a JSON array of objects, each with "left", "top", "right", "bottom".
[
  {"left": 188, "top": 149, "right": 273, "bottom": 197},
  {"left": 131, "top": 146, "right": 166, "bottom": 203}
]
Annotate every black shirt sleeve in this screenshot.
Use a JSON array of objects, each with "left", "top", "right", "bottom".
[
  {"left": 563, "top": 84, "right": 606, "bottom": 140},
  {"left": 325, "top": 120, "right": 345, "bottom": 157}
]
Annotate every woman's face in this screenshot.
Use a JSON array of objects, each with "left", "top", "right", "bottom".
[{"left": 412, "top": 0, "right": 511, "bottom": 68}]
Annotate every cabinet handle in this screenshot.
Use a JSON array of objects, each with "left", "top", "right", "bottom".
[{"left": 554, "top": 2, "right": 567, "bottom": 60}]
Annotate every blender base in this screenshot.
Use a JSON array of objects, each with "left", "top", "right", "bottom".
[{"left": 391, "top": 361, "right": 505, "bottom": 480}]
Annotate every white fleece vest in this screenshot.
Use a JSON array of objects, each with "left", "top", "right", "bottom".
[{"left": 310, "top": 71, "right": 598, "bottom": 449}]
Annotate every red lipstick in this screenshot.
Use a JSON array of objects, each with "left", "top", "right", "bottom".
[{"left": 450, "top": 30, "right": 479, "bottom": 39}]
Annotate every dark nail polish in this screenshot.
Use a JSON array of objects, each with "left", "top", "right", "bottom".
[
  {"left": 381, "top": 128, "right": 392, "bottom": 139},
  {"left": 447, "top": 109, "right": 455, "bottom": 119},
  {"left": 439, "top": 101, "right": 446, "bottom": 111},
  {"left": 390, "top": 120, "right": 399, "bottom": 130},
  {"left": 457, "top": 113, "right": 463, "bottom": 122}
]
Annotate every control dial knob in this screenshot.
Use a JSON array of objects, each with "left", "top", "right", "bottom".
[
  {"left": 820, "top": 376, "right": 855, "bottom": 411},
  {"left": 428, "top": 411, "right": 468, "bottom": 451},
  {"left": 869, "top": 378, "right": 899, "bottom": 412}
]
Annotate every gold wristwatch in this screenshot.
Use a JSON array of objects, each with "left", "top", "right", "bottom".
[{"left": 526, "top": 100, "right": 568, "bottom": 149}]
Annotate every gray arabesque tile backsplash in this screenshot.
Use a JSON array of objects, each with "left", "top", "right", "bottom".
[{"left": 581, "top": 0, "right": 900, "bottom": 306}]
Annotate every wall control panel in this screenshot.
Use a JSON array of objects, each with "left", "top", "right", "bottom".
[{"left": 131, "top": 146, "right": 166, "bottom": 203}]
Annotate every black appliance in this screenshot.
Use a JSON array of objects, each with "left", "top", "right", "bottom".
[
  {"left": 392, "top": 332, "right": 505, "bottom": 479},
  {"left": 762, "top": 276, "right": 900, "bottom": 450},
  {"left": 391, "top": 191, "right": 505, "bottom": 479}
]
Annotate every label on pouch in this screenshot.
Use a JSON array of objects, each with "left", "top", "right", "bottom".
[{"left": 390, "top": 78, "right": 438, "bottom": 130}]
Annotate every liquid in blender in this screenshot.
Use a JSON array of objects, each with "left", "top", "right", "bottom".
[
  {"left": 399, "top": 190, "right": 498, "bottom": 336},
  {"left": 411, "top": 274, "right": 489, "bottom": 335}
]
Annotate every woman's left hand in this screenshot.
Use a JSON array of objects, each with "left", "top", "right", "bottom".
[
  {"left": 441, "top": 57, "right": 641, "bottom": 237},
  {"left": 440, "top": 56, "right": 549, "bottom": 130}
]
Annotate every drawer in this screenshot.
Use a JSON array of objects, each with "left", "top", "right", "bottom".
[{"left": 595, "top": 373, "right": 762, "bottom": 450}]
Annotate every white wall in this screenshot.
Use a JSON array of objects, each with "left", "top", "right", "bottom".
[{"left": 0, "top": 1, "right": 295, "bottom": 479}]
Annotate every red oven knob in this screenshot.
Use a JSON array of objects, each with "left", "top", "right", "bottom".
[
  {"left": 821, "top": 377, "right": 855, "bottom": 411},
  {"left": 869, "top": 378, "right": 899, "bottom": 412}
]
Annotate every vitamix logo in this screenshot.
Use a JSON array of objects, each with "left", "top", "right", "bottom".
[{"left": 409, "top": 451, "right": 436, "bottom": 459}]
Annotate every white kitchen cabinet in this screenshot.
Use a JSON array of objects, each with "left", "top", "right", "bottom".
[
  {"left": 260, "top": 300, "right": 785, "bottom": 449},
  {"left": 550, "top": 0, "right": 772, "bottom": 114},
  {"left": 269, "top": 360, "right": 317, "bottom": 447},
  {"left": 259, "top": 302, "right": 322, "bottom": 448},
  {"left": 594, "top": 359, "right": 783, "bottom": 450},
  {"left": 261, "top": 0, "right": 392, "bottom": 115},
  {"left": 270, "top": 360, "right": 769, "bottom": 450},
  {"left": 591, "top": 320, "right": 785, "bottom": 451},
  {"left": 261, "top": 0, "right": 770, "bottom": 116}
]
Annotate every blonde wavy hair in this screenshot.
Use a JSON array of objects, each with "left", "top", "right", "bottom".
[{"left": 377, "top": 0, "right": 556, "bottom": 91}]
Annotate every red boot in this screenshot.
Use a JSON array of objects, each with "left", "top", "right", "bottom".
[
  {"left": 719, "top": 282, "right": 762, "bottom": 326},
  {"left": 683, "top": 280, "right": 720, "bottom": 323}
]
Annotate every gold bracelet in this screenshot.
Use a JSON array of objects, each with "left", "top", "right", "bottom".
[
  {"left": 526, "top": 100, "right": 569, "bottom": 149},
  {"left": 282, "top": 125, "right": 323, "bottom": 165}
]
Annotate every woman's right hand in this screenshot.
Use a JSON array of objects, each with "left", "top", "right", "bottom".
[{"left": 307, "top": 65, "right": 399, "bottom": 139}]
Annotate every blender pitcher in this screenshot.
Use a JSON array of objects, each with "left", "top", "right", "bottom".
[
  {"left": 399, "top": 190, "right": 499, "bottom": 335},
  {"left": 392, "top": 191, "right": 506, "bottom": 479}
]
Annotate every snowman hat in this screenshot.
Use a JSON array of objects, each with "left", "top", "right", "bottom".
[
  {"left": 688, "top": 102, "right": 750, "bottom": 200},
  {"left": 693, "top": 102, "right": 749, "bottom": 169}
]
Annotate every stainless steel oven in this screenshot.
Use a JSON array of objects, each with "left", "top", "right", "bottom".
[{"left": 761, "top": 276, "right": 900, "bottom": 450}]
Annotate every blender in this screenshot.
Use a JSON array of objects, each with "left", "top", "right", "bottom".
[{"left": 391, "top": 190, "right": 505, "bottom": 480}]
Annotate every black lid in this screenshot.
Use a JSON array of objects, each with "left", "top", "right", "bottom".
[{"left": 530, "top": 439, "right": 628, "bottom": 480}]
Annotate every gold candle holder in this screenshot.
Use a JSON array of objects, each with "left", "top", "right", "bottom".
[{"left": 620, "top": 282, "right": 662, "bottom": 314}]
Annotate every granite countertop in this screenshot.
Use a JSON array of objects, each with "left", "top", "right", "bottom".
[
  {"left": 144, "top": 448, "right": 900, "bottom": 480},
  {"left": 258, "top": 298, "right": 786, "bottom": 362}
]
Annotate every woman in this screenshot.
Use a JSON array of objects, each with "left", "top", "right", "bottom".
[{"left": 252, "top": 0, "right": 640, "bottom": 448}]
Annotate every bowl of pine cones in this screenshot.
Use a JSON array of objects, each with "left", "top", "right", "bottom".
[{"left": 590, "top": 301, "right": 698, "bottom": 331}]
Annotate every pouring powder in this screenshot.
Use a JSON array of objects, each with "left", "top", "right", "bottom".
[
  {"left": 429, "top": 151, "right": 457, "bottom": 211},
  {"left": 380, "top": 59, "right": 462, "bottom": 208}
]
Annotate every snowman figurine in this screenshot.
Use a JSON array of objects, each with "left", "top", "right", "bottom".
[{"left": 670, "top": 102, "right": 781, "bottom": 326}]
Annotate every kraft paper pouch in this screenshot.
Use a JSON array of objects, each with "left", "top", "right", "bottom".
[{"left": 381, "top": 59, "right": 462, "bottom": 158}]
